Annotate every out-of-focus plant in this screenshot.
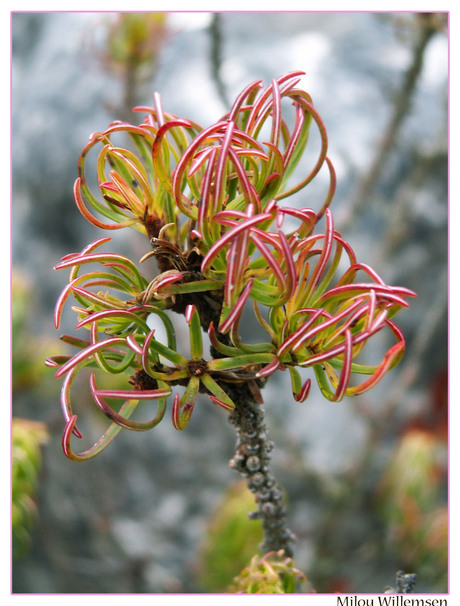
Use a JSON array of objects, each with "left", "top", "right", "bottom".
[
  {"left": 12, "top": 419, "right": 48, "bottom": 560},
  {"left": 13, "top": 272, "right": 62, "bottom": 392},
  {"left": 95, "top": 13, "right": 169, "bottom": 119},
  {"left": 12, "top": 272, "right": 58, "bottom": 560},
  {"left": 106, "top": 12, "right": 168, "bottom": 72},
  {"left": 198, "top": 481, "right": 263, "bottom": 591},
  {"left": 376, "top": 427, "right": 447, "bottom": 588},
  {"left": 48, "top": 71, "right": 415, "bottom": 590}
]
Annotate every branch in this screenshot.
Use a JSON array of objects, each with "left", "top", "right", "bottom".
[
  {"left": 338, "top": 13, "right": 443, "bottom": 232},
  {"left": 209, "top": 13, "right": 231, "bottom": 109},
  {"left": 225, "top": 380, "right": 296, "bottom": 557}
]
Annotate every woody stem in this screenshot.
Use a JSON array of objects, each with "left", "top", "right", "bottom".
[{"left": 224, "top": 379, "right": 295, "bottom": 556}]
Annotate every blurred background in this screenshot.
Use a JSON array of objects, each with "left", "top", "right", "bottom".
[{"left": 11, "top": 12, "right": 448, "bottom": 594}]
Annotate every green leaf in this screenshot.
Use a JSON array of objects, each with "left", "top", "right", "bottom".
[
  {"left": 208, "top": 353, "right": 276, "bottom": 372},
  {"left": 186, "top": 305, "right": 203, "bottom": 360}
]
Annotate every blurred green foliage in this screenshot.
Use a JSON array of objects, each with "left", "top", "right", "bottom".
[
  {"left": 12, "top": 271, "right": 57, "bottom": 559},
  {"left": 198, "top": 481, "right": 263, "bottom": 592},
  {"left": 12, "top": 271, "right": 62, "bottom": 393},
  {"left": 12, "top": 418, "right": 48, "bottom": 560},
  {"left": 376, "top": 428, "right": 448, "bottom": 590},
  {"left": 105, "top": 12, "right": 168, "bottom": 71}
]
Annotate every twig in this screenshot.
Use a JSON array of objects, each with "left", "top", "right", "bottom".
[
  {"left": 385, "top": 570, "right": 417, "bottom": 594},
  {"left": 338, "top": 14, "right": 442, "bottom": 232},
  {"left": 225, "top": 381, "right": 296, "bottom": 557},
  {"left": 209, "top": 13, "right": 231, "bottom": 109}
]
